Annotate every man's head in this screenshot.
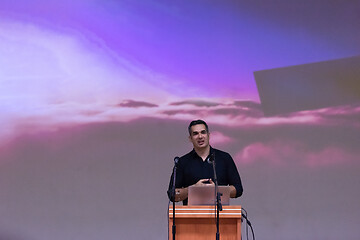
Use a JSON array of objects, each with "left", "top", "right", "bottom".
[
  {"left": 188, "top": 119, "right": 210, "bottom": 150},
  {"left": 188, "top": 119, "right": 209, "bottom": 135}
]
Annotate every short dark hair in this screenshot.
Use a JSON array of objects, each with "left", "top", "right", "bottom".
[{"left": 188, "top": 119, "right": 209, "bottom": 135}]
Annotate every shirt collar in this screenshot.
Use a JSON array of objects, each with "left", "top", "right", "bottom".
[{"left": 191, "top": 146, "right": 214, "bottom": 159}]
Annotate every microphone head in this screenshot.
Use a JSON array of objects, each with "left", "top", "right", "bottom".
[
  {"left": 206, "top": 157, "right": 212, "bottom": 163},
  {"left": 174, "top": 157, "right": 180, "bottom": 164},
  {"left": 206, "top": 153, "right": 214, "bottom": 163}
]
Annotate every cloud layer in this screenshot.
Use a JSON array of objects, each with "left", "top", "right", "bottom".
[{"left": 1, "top": 91, "right": 359, "bottom": 169}]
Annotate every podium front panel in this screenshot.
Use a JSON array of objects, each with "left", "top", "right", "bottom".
[{"left": 169, "top": 205, "right": 241, "bottom": 240}]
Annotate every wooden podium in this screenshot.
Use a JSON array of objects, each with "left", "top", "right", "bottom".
[{"left": 169, "top": 205, "right": 241, "bottom": 240}]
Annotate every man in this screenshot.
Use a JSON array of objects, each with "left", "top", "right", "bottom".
[{"left": 168, "top": 119, "right": 243, "bottom": 205}]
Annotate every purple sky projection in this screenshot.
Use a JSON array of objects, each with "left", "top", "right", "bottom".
[
  {"left": 1, "top": 1, "right": 360, "bottom": 239},
  {"left": 1, "top": 0, "right": 360, "bottom": 166}
]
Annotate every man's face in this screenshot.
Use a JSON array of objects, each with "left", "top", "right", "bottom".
[{"left": 189, "top": 124, "right": 210, "bottom": 150}]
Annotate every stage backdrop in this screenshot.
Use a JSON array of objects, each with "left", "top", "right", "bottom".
[{"left": 1, "top": 1, "right": 360, "bottom": 239}]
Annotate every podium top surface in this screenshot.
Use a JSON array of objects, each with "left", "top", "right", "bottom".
[{"left": 169, "top": 205, "right": 241, "bottom": 219}]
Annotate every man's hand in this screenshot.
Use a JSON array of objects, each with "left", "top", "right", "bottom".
[
  {"left": 195, "top": 178, "right": 215, "bottom": 185},
  {"left": 174, "top": 188, "right": 188, "bottom": 202}
]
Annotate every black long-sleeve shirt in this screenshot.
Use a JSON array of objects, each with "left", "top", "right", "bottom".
[{"left": 168, "top": 147, "right": 243, "bottom": 205}]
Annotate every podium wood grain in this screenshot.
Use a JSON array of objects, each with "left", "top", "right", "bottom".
[{"left": 169, "top": 205, "right": 241, "bottom": 240}]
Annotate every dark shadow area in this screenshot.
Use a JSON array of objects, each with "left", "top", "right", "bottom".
[{"left": 254, "top": 56, "right": 360, "bottom": 116}]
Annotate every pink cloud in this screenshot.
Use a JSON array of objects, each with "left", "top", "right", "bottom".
[
  {"left": 305, "top": 147, "right": 357, "bottom": 167},
  {"left": 235, "top": 141, "right": 301, "bottom": 166},
  {"left": 235, "top": 141, "right": 359, "bottom": 168},
  {"left": 210, "top": 131, "right": 234, "bottom": 146}
]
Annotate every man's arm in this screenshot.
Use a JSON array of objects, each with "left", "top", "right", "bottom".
[{"left": 226, "top": 154, "right": 243, "bottom": 198}]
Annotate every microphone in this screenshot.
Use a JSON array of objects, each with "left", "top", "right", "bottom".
[
  {"left": 170, "top": 157, "right": 180, "bottom": 201},
  {"left": 171, "top": 156, "right": 180, "bottom": 240},
  {"left": 206, "top": 153, "right": 214, "bottom": 164},
  {"left": 174, "top": 156, "right": 180, "bottom": 165}
]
